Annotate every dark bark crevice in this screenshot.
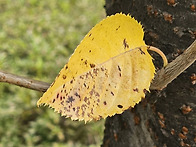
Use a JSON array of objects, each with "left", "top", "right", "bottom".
[{"left": 103, "top": 0, "right": 196, "bottom": 146}]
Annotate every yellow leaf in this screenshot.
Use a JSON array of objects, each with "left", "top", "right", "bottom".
[{"left": 37, "top": 13, "right": 157, "bottom": 122}]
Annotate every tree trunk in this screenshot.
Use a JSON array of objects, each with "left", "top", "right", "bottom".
[{"left": 102, "top": 0, "right": 196, "bottom": 147}]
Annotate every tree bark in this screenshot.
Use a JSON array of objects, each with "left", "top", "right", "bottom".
[{"left": 102, "top": 0, "right": 196, "bottom": 147}]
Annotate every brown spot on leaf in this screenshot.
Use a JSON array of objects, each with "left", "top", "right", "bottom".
[
  {"left": 123, "top": 38, "right": 129, "bottom": 49},
  {"left": 84, "top": 97, "right": 88, "bottom": 102},
  {"left": 61, "top": 101, "right": 64, "bottom": 106},
  {"left": 143, "top": 89, "right": 148, "bottom": 94},
  {"left": 133, "top": 88, "right": 139, "bottom": 92},
  {"left": 84, "top": 83, "right": 87, "bottom": 87},
  {"left": 93, "top": 68, "right": 99, "bottom": 75},
  {"left": 52, "top": 99, "right": 55, "bottom": 103},
  {"left": 117, "top": 105, "right": 123, "bottom": 108},
  {"left": 111, "top": 91, "right": 114, "bottom": 96},
  {"left": 70, "top": 80, "right": 73, "bottom": 84},
  {"left": 89, "top": 50, "right": 91, "bottom": 53},
  {"left": 95, "top": 92, "right": 100, "bottom": 97},
  {"left": 90, "top": 63, "right": 95, "bottom": 68},
  {"left": 62, "top": 75, "right": 66, "bottom": 79},
  {"left": 139, "top": 48, "right": 145, "bottom": 55},
  {"left": 63, "top": 84, "right": 65, "bottom": 88},
  {"left": 103, "top": 101, "right": 107, "bottom": 105},
  {"left": 117, "top": 65, "right": 121, "bottom": 71},
  {"left": 81, "top": 104, "right": 87, "bottom": 111},
  {"left": 88, "top": 33, "right": 92, "bottom": 37},
  {"left": 116, "top": 25, "right": 120, "bottom": 31},
  {"left": 65, "top": 65, "right": 68, "bottom": 69},
  {"left": 57, "top": 93, "right": 59, "bottom": 98},
  {"left": 66, "top": 96, "right": 75, "bottom": 103},
  {"left": 84, "top": 60, "right": 88, "bottom": 65},
  {"left": 74, "top": 92, "right": 80, "bottom": 98}
]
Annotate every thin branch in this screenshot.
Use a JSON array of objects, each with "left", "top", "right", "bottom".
[
  {"left": 150, "top": 40, "right": 196, "bottom": 90},
  {"left": 0, "top": 70, "right": 50, "bottom": 92},
  {"left": 0, "top": 40, "right": 195, "bottom": 92}
]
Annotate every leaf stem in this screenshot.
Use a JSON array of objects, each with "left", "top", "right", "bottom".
[{"left": 147, "top": 46, "right": 168, "bottom": 67}]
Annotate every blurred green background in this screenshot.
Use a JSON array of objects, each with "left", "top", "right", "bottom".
[{"left": 0, "top": 0, "right": 105, "bottom": 146}]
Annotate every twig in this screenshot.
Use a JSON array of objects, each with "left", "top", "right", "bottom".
[
  {"left": 150, "top": 40, "right": 196, "bottom": 90},
  {"left": 0, "top": 70, "right": 50, "bottom": 92},
  {"left": 0, "top": 40, "right": 195, "bottom": 92}
]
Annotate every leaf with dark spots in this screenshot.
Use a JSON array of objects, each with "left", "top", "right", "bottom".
[{"left": 37, "top": 13, "right": 160, "bottom": 122}]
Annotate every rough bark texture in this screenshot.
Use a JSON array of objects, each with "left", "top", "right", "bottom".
[{"left": 102, "top": 0, "right": 196, "bottom": 147}]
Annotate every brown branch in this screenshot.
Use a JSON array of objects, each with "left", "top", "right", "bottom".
[
  {"left": 150, "top": 40, "right": 196, "bottom": 90},
  {"left": 0, "top": 40, "right": 195, "bottom": 92},
  {"left": 0, "top": 70, "right": 50, "bottom": 92}
]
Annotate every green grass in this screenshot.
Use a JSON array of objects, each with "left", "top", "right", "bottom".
[{"left": 0, "top": 0, "right": 105, "bottom": 146}]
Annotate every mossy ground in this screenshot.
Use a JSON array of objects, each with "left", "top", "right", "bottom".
[{"left": 0, "top": 0, "right": 105, "bottom": 146}]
